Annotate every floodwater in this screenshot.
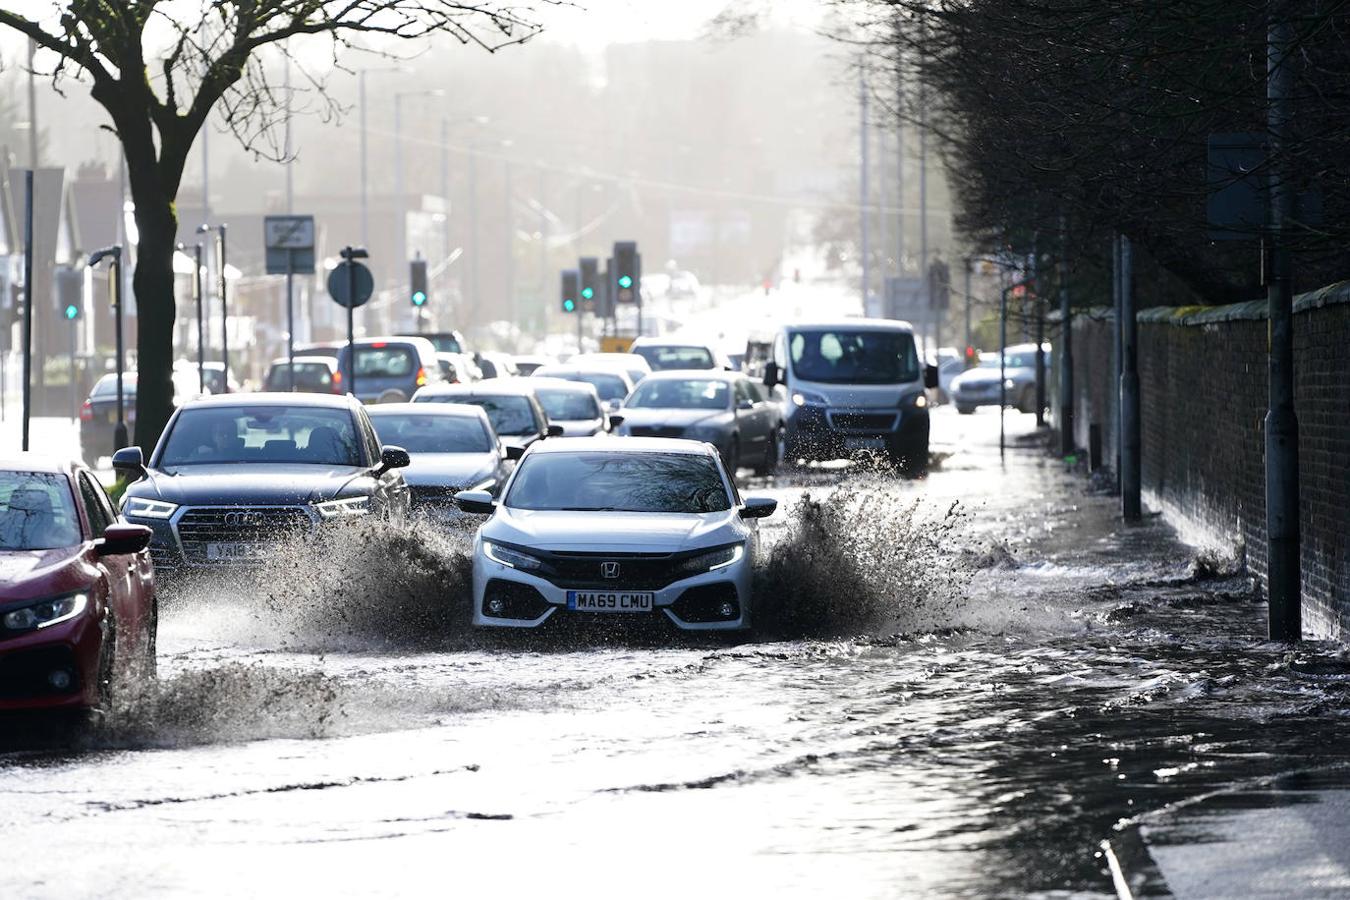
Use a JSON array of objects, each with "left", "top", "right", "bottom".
[{"left": 3, "top": 410, "right": 1348, "bottom": 898}]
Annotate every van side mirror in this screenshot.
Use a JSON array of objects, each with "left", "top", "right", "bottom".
[
  {"left": 924, "top": 364, "right": 940, "bottom": 389},
  {"left": 763, "top": 361, "right": 779, "bottom": 388},
  {"left": 111, "top": 446, "right": 147, "bottom": 480}
]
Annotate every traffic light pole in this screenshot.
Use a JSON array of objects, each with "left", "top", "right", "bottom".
[
  {"left": 286, "top": 248, "right": 296, "bottom": 391},
  {"left": 346, "top": 250, "right": 357, "bottom": 401},
  {"left": 194, "top": 243, "right": 206, "bottom": 394},
  {"left": 111, "top": 249, "right": 127, "bottom": 452},
  {"left": 20, "top": 170, "right": 32, "bottom": 452}
]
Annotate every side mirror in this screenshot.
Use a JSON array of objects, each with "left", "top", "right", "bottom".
[
  {"left": 454, "top": 489, "right": 496, "bottom": 515},
  {"left": 111, "top": 446, "right": 146, "bottom": 480},
  {"left": 95, "top": 523, "right": 152, "bottom": 556},
  {"left": 763, "top": 361, "right": 779, "bottom": 388},
  {"left": 377, "top": 445, "right": 411, "bottom": 472},
  {"left": 737, "top": 399, "right": 755, "bottom": 411},
  {"left": 608, "top": 413, "right": 625, "bottom": 430},
  {"left": 924, "top": 364, "right": 940, "bottom": 389},
  {"left": 504, "top": 444, "right": 525, "bottom": 461},
  {"left": 546, "top": 424, "right": 565, "bottom": 438},
  {"left": 740, "top": 497, "right": 778, "bottom": 520}
]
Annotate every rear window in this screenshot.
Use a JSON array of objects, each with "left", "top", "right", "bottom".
[
  {"left": 634, "top": 345, "right": 715, "bottom": 371},
  {"left": 370, "top": 413, "right": 491, "bottom": 453},
  {"left": 353, "top": 347, "right": 415, "bottom": 378},
  {"left": 92, "top": 375, "right": 136, "bottom": 397},
  {"left": 536, "top": 389, "right": 601, "bottom": 421},
  {"left": 421, "top": 394, "right": 538, "bottom": 437},
  {"left": 265, "top": 363, "right": 334, "bottom": 392}
]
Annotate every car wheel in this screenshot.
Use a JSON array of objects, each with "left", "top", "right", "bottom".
[
  {"left": 93, "top": 615, "right": 118, "bottom": 719},
  {"left": 753, "top": 429, "right": 780, "bottom": 477},
  {"left": 956, "top": 404, "right": 975, "bottom": 415},
  {"left": 377, "top": 389, "right": 407, "bottom": 404},
  {"left": 139, "top": 603, "right": 158, "bottom": 683}
]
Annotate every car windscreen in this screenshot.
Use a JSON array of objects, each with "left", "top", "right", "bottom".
[
  {"left": 789, "top": 330, "right": 920, "bottom": 385},
  {"left": 370, "top": 413, "right": 491, "bottom": 453},
  {"left": 0, "top": 472, "right": 80, "bottom": 550},
  {"left": 423, "top": 394, "right": 537, "bottom": 436},
  {"left": 505, "top": 452, "right": 730, "bottom": 513},
  {"left": 536, "top": 389, "right": 601, "bottom": 421},
  {"left": 265, "top": 363, "right": 334, "bottom": 392},
  {"left": 352, "top": 347, "right": 415, "bottom": 378},
  {"left": 633, "top": 345, "right": 715, "bottom": 370},
  {"left": 427, "top": 336, "right": 462, "bottom": 353},
  {"left": 91, "top": 374, "right": 136, "bottom": 397},
  {"left": 160, "top": 406, "right": 363, "bottom": 467},
  {"left": 1003, "top": 350, "right": 1044, "bottom": 369},
  {"left": 625, "top": 378, "right": 730, "bottom": 411}
]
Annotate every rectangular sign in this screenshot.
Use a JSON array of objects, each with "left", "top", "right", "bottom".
[{"left": 264, "top": 215, "right": 315, "bottom": 250}]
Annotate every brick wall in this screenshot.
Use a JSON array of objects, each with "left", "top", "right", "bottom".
[{"left": 1066, "top": 283, "right": 1350, "bottom": 639}]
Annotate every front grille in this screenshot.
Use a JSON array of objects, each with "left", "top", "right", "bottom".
[
  {"left": 629, "top": 426, "right": 685, "bottom": 438},
  {"left": 827, "top": 411, "right": 898, "bottom": 432},
  {"left": 175, "top": 506, "right": 314, "bottom": 565}
]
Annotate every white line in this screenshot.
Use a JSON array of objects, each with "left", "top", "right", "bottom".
[{"left": 1101, "top": 839, "right": 1135, "bottom": 900}]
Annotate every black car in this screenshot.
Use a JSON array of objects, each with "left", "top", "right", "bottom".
[
  {"left": 116, "top": 393, "right": 410, "bottom": 578},
  {"left": 79, "top": 370, "right": 201, "bottom": 465}
]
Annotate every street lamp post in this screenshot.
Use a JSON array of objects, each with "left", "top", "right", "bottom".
[
  {"left": 194, "top": 243, "right": 206, "bottom": 392},
  {"left": 197, "top": 222, "right": 228, "bottom": 383},
  {"left": 88, "top": 245, "right": 126, "bottom": 451}
]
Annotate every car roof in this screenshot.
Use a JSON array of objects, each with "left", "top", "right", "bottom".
[
  {"left": 0, "top": 454, "right": 79, "bottom": 476},
  {"left": 636, "top": 369, "right": 742, "bottom": 382},
  {"left": 366, "top": 402, "right": 489, "bottom": 419},
  {"left": 630, "top": 336, "right": 715, "bottom": 349},
  {"left": 528, "top": 377, "right": 601, "bottom": 394},
  {"left": 533, "top": 364, "right": 632, "bottom": 380},
  {"left": 177, "top": 391, "right": 358, "bottom": 410},
  {"left": 526, "top": 436, "right": 716, "bottom": 456},
  {"left": 415, "top": 378, "right": 539, "bottom": 398},
  {"left": 269, "top": 356, "right": 337, "bottom": 366},
  {"left": 784, "top": 317, "right": 916, "bottom": 334}
]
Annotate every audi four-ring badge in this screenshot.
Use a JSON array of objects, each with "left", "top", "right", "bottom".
[
  {"left": 117, "top": 393, "right": 411, "bottom": 580},
  {"left": 454, "top": 436, "right": 776, "bottom": 632}
]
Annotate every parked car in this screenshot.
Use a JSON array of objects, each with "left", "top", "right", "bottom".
[
  {"left": 412, "top": 379, "right": 561, "bottom": 455},
  {"left": 530, "top": 364, "right": 635, "bottom": 414},
  {"left": 395, "top": 330, "right": 468, "bottom": 355},
  {"left": 293, "top": 341, "right": 343, "bottom": 361},
  {"left": 335, "top": 336, "right": 443, "bottom": 404},
  {"left": 530, "top": 378, "right": 609, "bottom": 437},
  {"left": 949, "top": 343, "right": 1052, "bottom": 415},
  {"left": 454, "top": 437, "right": 775, "bottom": 631},
  {"left": 613, "top": 371, "right": 781, "bottom": 476},
  {"left": 367, "top": 404, "right": 513, "bottom": 515},
  {"left": 568, "top": 352, "right": 651, "bottom": 385},
  {"left": 475, "top": 352, "right": 519, "bottom": 380},
  {"left": 78, "top": 370, "right": 201, "bottom": 465},
  {"left": 762, "top": 318, "right": 937, "bottom": 473},
  {"left": 0, "top": 455, "right": 156, "bottom": 716},
  {"left": 263, "top": 357, "right": 342, "bottom": 394},
  {"left": 117, "top": 393, "right": 411, "bottom": 578},
  {"left": 629, "top": 336, "right": 733, "bottom": 372}
]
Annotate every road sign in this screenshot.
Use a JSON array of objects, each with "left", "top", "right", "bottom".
[
  {"left": 600, "top": 335, "right": 635, "bottom": 353},
  {"left": 1207, "top": 134, "right": 1266, "bottom": 242},
  {"left": 327, "top": 261, "right": 374, "bottom": 308},
  {"left": 265, "top": 215, "right": 316, "bottom": 273}
]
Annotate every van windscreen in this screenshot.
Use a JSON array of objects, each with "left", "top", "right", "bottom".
[{"left": 788, "top": 330, "right": 920, "bottom": 385}]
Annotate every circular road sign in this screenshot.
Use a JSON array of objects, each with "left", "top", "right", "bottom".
[{"left": 327, "top": 260, "right": 374, "bottom": 308}]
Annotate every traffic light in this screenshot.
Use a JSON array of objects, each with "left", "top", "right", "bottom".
[
  {"left": 578, "top": 257, "right": 599, "bottom": 313},
  {"left": 561, "top": 269, "right": 579, "bottom": 314},
  {"left": 410, "top": 258, "right": 428, "bottom": 307},
  {"left": 55, "top": 266, "right": 83, "bottom": 322},
  {"left": 613, "top": 241, "right": 640, "bottom": 304}
]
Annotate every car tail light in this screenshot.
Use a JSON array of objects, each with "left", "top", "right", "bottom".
[
  {"left": 79, "top": 399, "right": 92, "bottom": 422},
  {"left": 332, "top": 370, "right": 343, "bottom": 393},
  {"left": 415, "top": 366, "right": 428, "bottom": 387}
]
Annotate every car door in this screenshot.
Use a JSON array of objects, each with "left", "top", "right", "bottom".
[
  {"left": 733, "top": 380, "right": 768, "bottom": 455},
  {"left": 77, "top": 471, "right": 149, "bottom": 656},
  {"left": 357, "top": 409, "right": 410, "bottom": 521}
]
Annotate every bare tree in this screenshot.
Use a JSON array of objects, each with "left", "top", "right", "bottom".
[{"left": 0, "top": 1, "right": 554, "bottom": 447}]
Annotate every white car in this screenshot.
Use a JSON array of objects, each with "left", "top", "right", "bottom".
[{"left": 455, "top": 437, "right": 776, "bottom": 632}]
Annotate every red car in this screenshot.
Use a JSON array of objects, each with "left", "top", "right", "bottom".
[{"left": 0, "top": 455, "right": 157, "bottom": 716}]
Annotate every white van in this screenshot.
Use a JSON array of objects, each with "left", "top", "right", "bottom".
[{"left": 763, "top": 319, "right": 937, "bottom": 472}]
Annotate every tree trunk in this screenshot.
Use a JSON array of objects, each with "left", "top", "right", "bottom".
[{"left": 129, "top": 188, "right": 178, "bottom": 451}]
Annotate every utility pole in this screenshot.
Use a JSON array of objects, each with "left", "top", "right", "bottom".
[
  {"left": 918, "top": 50, "right": 930, "bottom": 354},
  {"left": 193, "top": 243, "right": 205, "bottom": 393},
  {"left": 359, "top": 71, "right": 369, "bottom": 248},
  {"left": 26, "top": 38, "right": 38, "bottom": 169},
  {"left": 963, "top": 257, "right": 972, "bottom": 358},
  {"left": 859, "top": 64, "right": 870, "bottom": 308},
  {"left": 468, "top": 141, "right": 479, "bottom": 325},
  {"left": 20, "top": 171, "right": 33, "bottom": 452},
  {"left": 895, "top": 41, "right": 905, "bottom": 277},
  {"left": 504, "top": 157, "right": 514, "bottom": 328},
  {"left": 1058, "top": 217, "right": 1074, "bottom": 456},
  {"left": 1112, "top": 234, "right": 1123, "bottom": 479},
  {"left": 1265, "top": 7, "right": 1300, "bottom": 640},
  {"left": 1119, "top": 234, "right": 1140, "bottom": 521}
]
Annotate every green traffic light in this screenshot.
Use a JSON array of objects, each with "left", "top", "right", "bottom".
[
  {"left": 617, "top": 275, "right": 633, "bottom": 289},
  {"left": 64, "top": 304, "right": 78, "bottom": 320},
  {"left": 581, "top": 287, "right": 594, "bottom": 300},
  {"left": 563, "top": 298, "right": 576, "bottom": 312},
  {"left": 412, "top": 291, "right": 427, "bottom": 307}
]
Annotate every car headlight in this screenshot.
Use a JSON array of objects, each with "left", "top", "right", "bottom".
[
  {"left": 313, "top": 496, "right": 372, "bottom": 519},
  {"left": 483, "top": 540, "right": 543, "bottom": 572},
  {"left": 792, "top": 390, "right": 827, "bottom": 407},
  {"left": 675, "top": 544, "right": 744, "bottom": 577},
  {"left": 123, "top": 497, "right": 178, "bottom": 519},
  {"left": 903, "top": 392, "right": 928, "bottom": 409},
  {"left": 2, "top": 592, "right": 89, "bottom": 633},
  {"left": 1004, "top": 379, "right": 1016, "bottom": 389}
]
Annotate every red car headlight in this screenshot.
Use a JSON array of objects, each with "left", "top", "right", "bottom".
[{"left": 1, "top": 592, "right": 89, "bottom": 633}]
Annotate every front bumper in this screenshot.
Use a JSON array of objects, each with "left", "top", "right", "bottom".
[
  {"left": 128, "top": 504, "right": 321, "bottom": 577},
  {"left": 470, "top": 546, "right": 754, "bottom": 632},
  {"left": 0, "top": 612, "right": 102, "bottom": 711},
  {"left": 785, "top": 404, "right": 928, "bottom": 460},
  {"left": 952, "top": 381, "right": 1004, "bottom": 408}
]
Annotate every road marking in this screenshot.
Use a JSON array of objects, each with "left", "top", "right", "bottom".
[{"left": 1101, "top": 839, "right": 1134, "bottom": 900}]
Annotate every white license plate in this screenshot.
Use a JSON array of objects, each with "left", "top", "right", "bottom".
[
  {"left": 566, "top": 591, "right": 655, "bottom": 613},
  {"left": 843, "top": 436, "right": 887, "bottom": 450},
  {"left": 205, "top": 542, "right": 269, "bottom": 561}
]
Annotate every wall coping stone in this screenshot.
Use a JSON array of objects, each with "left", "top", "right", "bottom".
[{"left": 1135, "top": 280, "right": 1350, "bottom": 326}]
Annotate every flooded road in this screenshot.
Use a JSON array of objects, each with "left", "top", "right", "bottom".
[{"left": 4, "top": 410, "right": 1349, "bottom": 898}]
